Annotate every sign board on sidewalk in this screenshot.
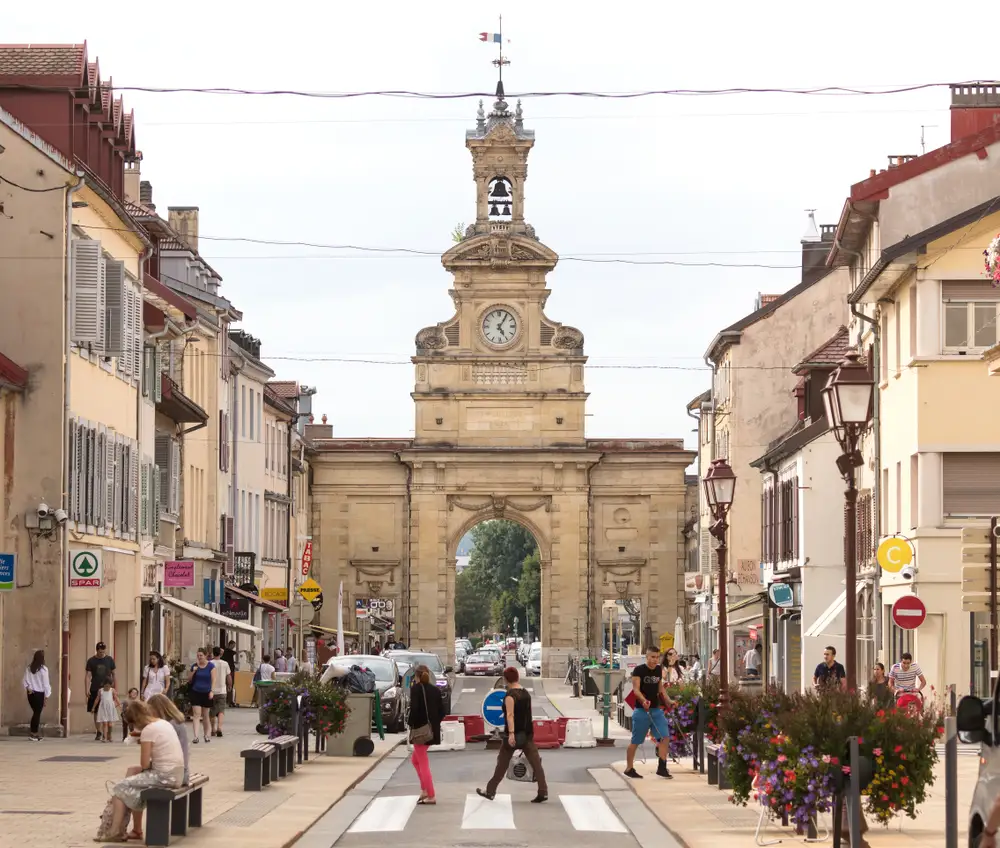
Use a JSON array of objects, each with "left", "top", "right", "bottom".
[
  {"left": 297, "top": 578, "right": 322, "bottom": 603},
  {"left": 0, "top": 553, "right": 14, "bottom": 591},
  {"left": 877, "top": 536, "right": 914, "bottom": 574},
  {"left": 891, "top": 595, "right": 927, "bottom": 630},
  {"left": 69, "top": 550, "right": 102, "bottom": 588},
  {"left": 164, "top": 560, "right": 195, "bottom": 588},
  {"left": 355, "top": 599, "right": 369, "bottom": 620},
  {"left": 482, "top": 688, "right": 507, "bottom": 728}
]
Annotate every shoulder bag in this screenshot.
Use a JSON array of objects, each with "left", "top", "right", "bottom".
[{"left": 409, "top": 684, "right": 434, "bottom": 745}]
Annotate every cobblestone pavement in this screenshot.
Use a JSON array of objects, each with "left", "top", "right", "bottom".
[{"left": 0, "top": 707, "right": 400, "bottom": 848}]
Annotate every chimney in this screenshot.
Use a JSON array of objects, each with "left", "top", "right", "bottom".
[
  {"left": 800, "top": 211, "right": 836, "bottom": 286},
  {"left": 167, "top": 206, "right": 200, "bottom": 253},
  {"left": 950, "top": 82, "right": 1000, "bottom": 142},
  {"left": 304, "top": 416, "right": 333, "bottom": 440},
  {"left": 139, "top": 180, "right": 154, "bottom": 210},
  {"left": 124, "top": 153, "right": 142, "bottom": 204}
]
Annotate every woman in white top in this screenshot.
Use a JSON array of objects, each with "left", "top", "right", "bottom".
[
  {"left": 97, "top": 700, "right": 185, "bottom": 843},
  {"left": 22, "top": 650, "right": 51, "bottom": 742},
  {"left": 141, "top": 651, "right": 171, "bottom": 701}
]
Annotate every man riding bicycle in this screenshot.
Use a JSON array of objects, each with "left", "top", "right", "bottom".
[{"left": 888, "top": 652, "right": 926, "bottom": 711}]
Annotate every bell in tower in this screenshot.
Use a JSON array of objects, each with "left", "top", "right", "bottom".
[{"left": 487, "top": 177, "right": 513, "bottom": 222}]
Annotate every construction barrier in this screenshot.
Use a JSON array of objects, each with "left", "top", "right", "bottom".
[
  {"left": 563, "top": 717, "right": 597, "bottom": 749},
  {"left": 555, "top": 716, "right": 570, "bottom": 745},
  {"left": 463, "top": 714, "right": 487, "bottom": 741},
  {"left": 532, "top": 718, "right": 561, "bottom": 749},
  {"left": 429, "top": 720, "right": 466, "bottom": 752}
]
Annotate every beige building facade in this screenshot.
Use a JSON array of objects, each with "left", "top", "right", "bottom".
[{"left": 309, "top": 88, "right": 694, "bottom": 675}]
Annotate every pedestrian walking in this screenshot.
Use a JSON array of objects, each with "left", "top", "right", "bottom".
[
  {"left": 221, "top": 640, "right": 239, "bottom": 706},
  {"left": 142, "top": 651, "right": 170, "bottom": 701},
  {"left": 286, "top": 651, "right": 298, "bottom": 674},
  {"left": 22, "top": 649, "right": 50, "bottom": 742},
  {"left": 708, "top": 648, "right": 721, "bottom": 676},
  {"left": 121, "top": 688, "right": 140, "bottom": 740},
  {"left": 210, "top": 646, "right": 232, "bottom": 737},
  {"left": 95, "top": 679, "right": 120, "bottom": 742},
  {"left": 85, "top": 641, "right": 116, "bottom": 741},
  {"left": 624, "top": 645, "right": 674, "bottom": 780},
  {"left": 476, "top": 666, "right": 549, "bottom": 803},
  {"left": 408, "top": 663, "right": 443, "bottom": 805},
  {"left": 744, "top": 642, "right": 762, "bottom": 678},
  {"left": 187, "top": 649, "right": 216, "bottom": 743},
  {"left": 813, "top": 645, "right": 847, "bottom": 691},
  {"left": 274, "top": 649, "right": 287, "bottom": 673},
  {"left": 300, "top": 650, "right": 315, "bottom": 676}
]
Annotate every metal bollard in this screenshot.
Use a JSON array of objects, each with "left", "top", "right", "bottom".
[{"left": 945, "top": 716, "right": 958, "bottom": 848}]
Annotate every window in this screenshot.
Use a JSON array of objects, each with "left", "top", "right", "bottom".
[
  {"left": 881, "top": 468, "right": 889, "bottom": 533},
  {"left": 240, "top": 490, "right": 246, "bottom": 548},
  {"left": 250, "top": 391, "right": 256, "bottom": 440},
  {"left": 943, "top": 453, "right": 1000, "bottom": 516},
  {"left": 910, "top": 454, "right": 919, "bottom": 529},
  {"left": 895, "top": 461, "right": 902, "bottom": 533},
  {"left": 258, "top": 393, "right": 262, "bottom": 442},
  {"left": 908, "top": 283, "right": 917, "bottom": 359},
  {"left": 265, "top": 422, "right": 270, "bottom": 470},
  {"left": 944, "top": 301, "right": 1000, "bottom": 351},
  {"left": 880, "top": 312, "right": 888, "bottom": 381},
  {"left": 154, "top": 433, "right": 180, "bottom": 518},
  {"left": 70, "top": 239, "right": 106, "bottom": 351},
  {"left": 255, "top": 494, "right": 261, "bottom": 554},
  {"left": 893, "top": 299, "right": 901, "bottom": 375},
  {"left": 241, "top": 385, "right": 247, "bottom": 437}
]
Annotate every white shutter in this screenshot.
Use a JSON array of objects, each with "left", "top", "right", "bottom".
[
  {"left": 94, "top": 426, "right": 106, "bottom": 528},
  {"left": 155, "top": 434, "right": 170, "bottom": 516},
  {"left": 131, "top": 284, "right": 142, "bottom": 382},
  {"left": 152, "top": 462, "right": 161, "bottom": 527},
  {"left": 152, "top": 346, "right": 163, "bottom": 402},
  {"left": 104, "top": 259, "right": 126, "bottom": 362},
  {"left": 80, "top": 419, "right": 92, "bottom": 526},
  {"left": 104, "top": 431, "right": 115, "bottom": 529},
  {"left": 113, "top": 435, "right": 124, "bottom": 533},
  {"left": 129, "top": 440, "right": 139, "bottom": 534},
  {"left": 170, "top": 439, "right": 180, "bottom": 515},
  {"left": 140, "top": 462, "right": 149, "bottom": 536},
  {"left": 68, "top": 418, "right": 79, "bottom": 522},
  {"left": 70, "top": 240, "right": 106, "bottom": 350}
]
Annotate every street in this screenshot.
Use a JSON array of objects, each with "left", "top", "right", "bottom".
[{"left": 298, "top": 672, "right": 678, "bottom": 848}]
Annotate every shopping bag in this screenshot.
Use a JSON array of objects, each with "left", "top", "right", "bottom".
[{"left": 505, "top": 750, "right": 535, "bottom": 783}]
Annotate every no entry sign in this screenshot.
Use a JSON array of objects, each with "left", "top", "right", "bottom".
[{"left": 891, "top": 595, "right": 927, "bottom": 630}]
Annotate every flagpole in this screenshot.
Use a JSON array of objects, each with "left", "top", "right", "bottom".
[{"left": 498, "top": 15, "right": 503, "bottom": 83}]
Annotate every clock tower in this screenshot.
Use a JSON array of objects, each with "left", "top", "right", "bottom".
[{"left": 412, "top": 81, "right": 587, "bottom": 447}]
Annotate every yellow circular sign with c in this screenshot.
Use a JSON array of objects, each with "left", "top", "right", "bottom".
[{"left": 877, "top": 536, "right": 913, "bottom": 573}]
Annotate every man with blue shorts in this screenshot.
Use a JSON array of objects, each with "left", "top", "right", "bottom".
[{"left": 624, "top": 645, "right": 674, "bottom": 780}]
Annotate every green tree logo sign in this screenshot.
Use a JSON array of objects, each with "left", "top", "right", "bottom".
[{"left": 70, "top": 551, "right": 101, "bottom": 587}]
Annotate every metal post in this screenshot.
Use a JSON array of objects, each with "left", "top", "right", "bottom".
[
  {"left": 602, "top": 670, "right": 611, "bottom": 741},
  {"left": 945, "top": 716, "right": 958, "bottom": 848},
  {"left": 845, "top": 472, "right": 859, "bottom": 691},
  {"left": 717, "top": 533, "right": 729, "bottom": 705},
  {"left": 991, "top": 516, "right": 998, "bottom": 675},
  {"left": 848, "top": 736, "right": 862, "bottom": 847}
]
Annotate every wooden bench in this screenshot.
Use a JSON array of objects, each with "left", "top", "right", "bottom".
[
  {"left": 141, "top": 773, "right": 208, "bottom": 846},
  {"left": 241, "top": 741, "right": 276, "bottom": 791},
  {"left": 270, "top": 734, "right": 299, "bottom": 779}
]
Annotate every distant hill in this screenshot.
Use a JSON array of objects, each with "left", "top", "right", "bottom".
[{"left": 456, "top": 532, "right": 475, "bottom": 557}]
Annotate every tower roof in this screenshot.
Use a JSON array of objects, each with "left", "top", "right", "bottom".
[{"left": 467, "top": 81, "right": 534, "bottom": 142}]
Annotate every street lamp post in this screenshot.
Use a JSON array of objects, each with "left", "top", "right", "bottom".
[
  {"left": 822, "top": 352, "right": 875, "bottom": 693},
  {"left": 703, "top": 458, "right": 737, "bottom": 705}
]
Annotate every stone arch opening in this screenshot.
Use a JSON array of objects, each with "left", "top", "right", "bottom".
[{"left": 452, "top": 515, "right": 545, "bottom": 652}]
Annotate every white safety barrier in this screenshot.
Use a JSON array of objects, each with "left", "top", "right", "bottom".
[
  {"left": 563, "top": 717, "right": 597, "bottom": 748},
  {"left": 427, "top": 720, "right": 466, "bottom": 752}
]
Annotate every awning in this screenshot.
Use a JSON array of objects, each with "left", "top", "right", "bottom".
[
  {"left": 727, "top": 591, "right": 767, "bottom": 615},
  {"left": 804, "top": 581, "right": 865, "bottom": 638},
  {"left": 308, "top": 624, "right": 360, "bottom": 638},
  {"left": 226, "top": 583, "right": 288, "bottom": 614},
  {"left": 158, "top": 594, "right": 263, "bottom": 637}
]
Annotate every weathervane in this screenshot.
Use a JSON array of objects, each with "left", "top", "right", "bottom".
[{"left": 479, "top": 16, "right": 510, "bottom": 90}]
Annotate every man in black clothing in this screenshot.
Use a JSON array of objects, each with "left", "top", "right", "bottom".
[
  {"left": 221, "top": 640, "right": 238, "bottom": 706},
  {"left": 813, "top": 645, "right": 847, "bottom": 691},
  {"left": 624, "top": 645, "right": 674, "bottom": 779},
  {"left": 85, "top": 642, "right": 115, "bottom": 741},
  {"left": 476, "top": 666, "right": 549, "bottom": 803}
]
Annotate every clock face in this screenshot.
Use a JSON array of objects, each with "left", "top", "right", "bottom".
[{"left": 481, "top": 308, "right": 518, "bottom": 347}]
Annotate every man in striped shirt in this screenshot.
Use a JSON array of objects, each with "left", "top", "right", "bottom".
[{"left": 888, "top": 653, "right": 927, "bottom": 694}]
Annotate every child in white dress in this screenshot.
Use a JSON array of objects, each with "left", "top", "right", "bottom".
[{"left": 95, "top": 679, "right": 120, "bottom": 742}]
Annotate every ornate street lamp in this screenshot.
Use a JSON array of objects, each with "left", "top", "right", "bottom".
[
  {"left": 821, "top": 352, "right": 875, "bottom": 691},
  {"left": 703, "top": 458, "right": 736, "bottom": 704}
]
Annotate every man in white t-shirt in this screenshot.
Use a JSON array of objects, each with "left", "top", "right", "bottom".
[
  {"left": 889, "top": 652, "right": 926, "bottom": 694},
  {"left": 210, "top": 646, "right": 232, "bottom": 737}
]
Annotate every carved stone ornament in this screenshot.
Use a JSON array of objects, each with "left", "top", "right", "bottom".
[
  {"left": 596, "top": 556, "right": 647, "bottom": 585},
  {"left": 464, "top": 223, "right": 477, "bottom": 239},
  {"left": 350, "top": 559, "right": 400, "bottom": 586},
  {"left": 415, "top": 326, "right": 447, "bottom": 350},
  {"left": 448, "top": 494, "right": 552, "bottom": 519},
  {"left": 552, "top": 326, "right": 585, "bottom": 349}
]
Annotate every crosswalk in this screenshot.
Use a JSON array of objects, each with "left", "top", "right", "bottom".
[{"left": 345, "top": 793, "right": 627, "bottom": 834}]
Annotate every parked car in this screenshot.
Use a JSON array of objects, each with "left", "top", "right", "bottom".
[
  {"left": 526, "top": 645, "right": 542, "bottom": 676},
  {"left": 464, "top": 653, "right": 495, "bottom": 676},
  {"left": 322, "top": 654, "right": 405, "bottom": 732},
  {"left": 479, "top": 646, "right": 503, "bottom": 672},
  {"left": 385, "top": 650, "right": 454, "bottom": 716}
]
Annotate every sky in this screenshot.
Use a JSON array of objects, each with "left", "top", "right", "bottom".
[{"left": 6, "top": 2, "right": 996, "bottom": 448}]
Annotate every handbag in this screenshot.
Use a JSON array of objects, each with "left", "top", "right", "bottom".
[
  {"left": 408, "top": 684, "right": 434, "bottom": 745},
  {"left": 505, "top": 750, "right": 535, "bottom": 782}
]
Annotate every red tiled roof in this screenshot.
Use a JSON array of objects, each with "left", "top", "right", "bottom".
[
  {"left": 793, "top": 326, "right": 850, "bottom": 374},
  {"left": 268, "top": 380, "right": 299, "bottom": 399},
  {"left": 0, "top": 43, "right": 87, "bottom": 77},
  {"left": 0, "top": 349, "right": 28, "bottom": 389}
]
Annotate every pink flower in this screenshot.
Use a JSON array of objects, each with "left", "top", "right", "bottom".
[
  {"left": 842, "top": 766, "right": 851, "bottom": 775},
  {"left": 894, "top": 745, "right": 903, "bottom": 754},
  {"left": 822, "top": 755, "right": 831, "bottom": 764},
  {"left": 777, "top": 754, "right": 787, "bottom": 763},
  {"left": 872, "top": 747, "right": 883, "bottom": 757}
]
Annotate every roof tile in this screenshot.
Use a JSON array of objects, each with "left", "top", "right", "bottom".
[
  {"left": 0, "top": 43, "right": 86, "bottom": 77},
  {"left": 793, "top": 326, "right": 850, "bottom": 374},
  {"left": 268, "top": 380, "right": 299, "bottom": 399}
]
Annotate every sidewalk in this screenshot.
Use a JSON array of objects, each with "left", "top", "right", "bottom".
[
  {"left": 0, "top": 707, "right": 400, "bottom": 848},
  {"left": 540, "top": 678, "right": 632, "bottom": 740},
  {"left": 608, "top": 750, "right": 976, "bottom": 847}
]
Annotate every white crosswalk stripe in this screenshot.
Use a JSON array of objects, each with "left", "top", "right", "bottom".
[
  {"left": 347, "top": 795, "right": 418, "bottom": 832},
  {"left": 560, "top": 795, "right": 628, "bottom": 832},
  {"left": 462, "top": 793, "right": 516, "bottom": 829},
  {"left": 342, "top": 793, "right": 629, "bottom": 833}
]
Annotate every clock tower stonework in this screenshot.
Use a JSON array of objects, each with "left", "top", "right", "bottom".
[
  {"left": 413, "top": 88, "right": 586, "bottom": 447},
  {"left": 307, "top": 84, "right": 696, "bottom": 675}
]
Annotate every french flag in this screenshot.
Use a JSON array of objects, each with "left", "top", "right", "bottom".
[{"left": 479, "top": 32, "right": 503, "bottom": 43}]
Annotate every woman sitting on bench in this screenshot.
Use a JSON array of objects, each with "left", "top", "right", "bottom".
[{"left": 96, "top": 700, "right": 185, "bottom": 843}]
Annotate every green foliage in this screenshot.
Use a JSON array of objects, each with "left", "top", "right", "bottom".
[
  {"left": 469, "top": 520, "right": 537, "bottom": 586},
  {"left": 455, "top": 561, "right": 492, "bottom": 636},
  {"left": 262, "top": 675, "right": 351, "bottom": 739},
  {"left": 517, "top": 551, "right": 541, "bottom": 631},
  {"left": 451, "top": 223, "right": 465, "bottom": 243},
  {"left": 169, "top": 660, "right": 191, "bottom": 716}
]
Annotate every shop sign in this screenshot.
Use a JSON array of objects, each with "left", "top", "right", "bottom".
[{"left": 164, "top": 560, "right": 195, "bottom": 588}]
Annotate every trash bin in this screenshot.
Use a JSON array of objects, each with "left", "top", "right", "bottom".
[
  {"left": 582, "top": 665, "right": 600, "bottom": 698},
  {"left": 326, "top": 693, "right": 375, "bottom": 757},
  {"left": 255, "top": 679, "right": 278, "bottom": 734}
]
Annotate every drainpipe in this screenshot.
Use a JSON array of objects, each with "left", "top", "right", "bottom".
[
  {"left": 61, "top": 173, "right": 86, "bottom": 735},
  {"left": 397, "top": 453, "right": 412, "bottom": 645}
]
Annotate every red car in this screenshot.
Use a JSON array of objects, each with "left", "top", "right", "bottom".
[{"left": 464, "top": 653, "right": 494, "bottom": 676}]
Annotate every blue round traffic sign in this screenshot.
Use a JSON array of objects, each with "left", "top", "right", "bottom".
[{"left": 482, "top": 688, "right": 507, "bottom": 728}]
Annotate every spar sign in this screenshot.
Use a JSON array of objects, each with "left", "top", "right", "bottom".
[
  {"left": 69, "top": 550, "right": 103, "bottom": 588},
  {"left": 300, "top": 541, "right": 313, "bottom": 577}
]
